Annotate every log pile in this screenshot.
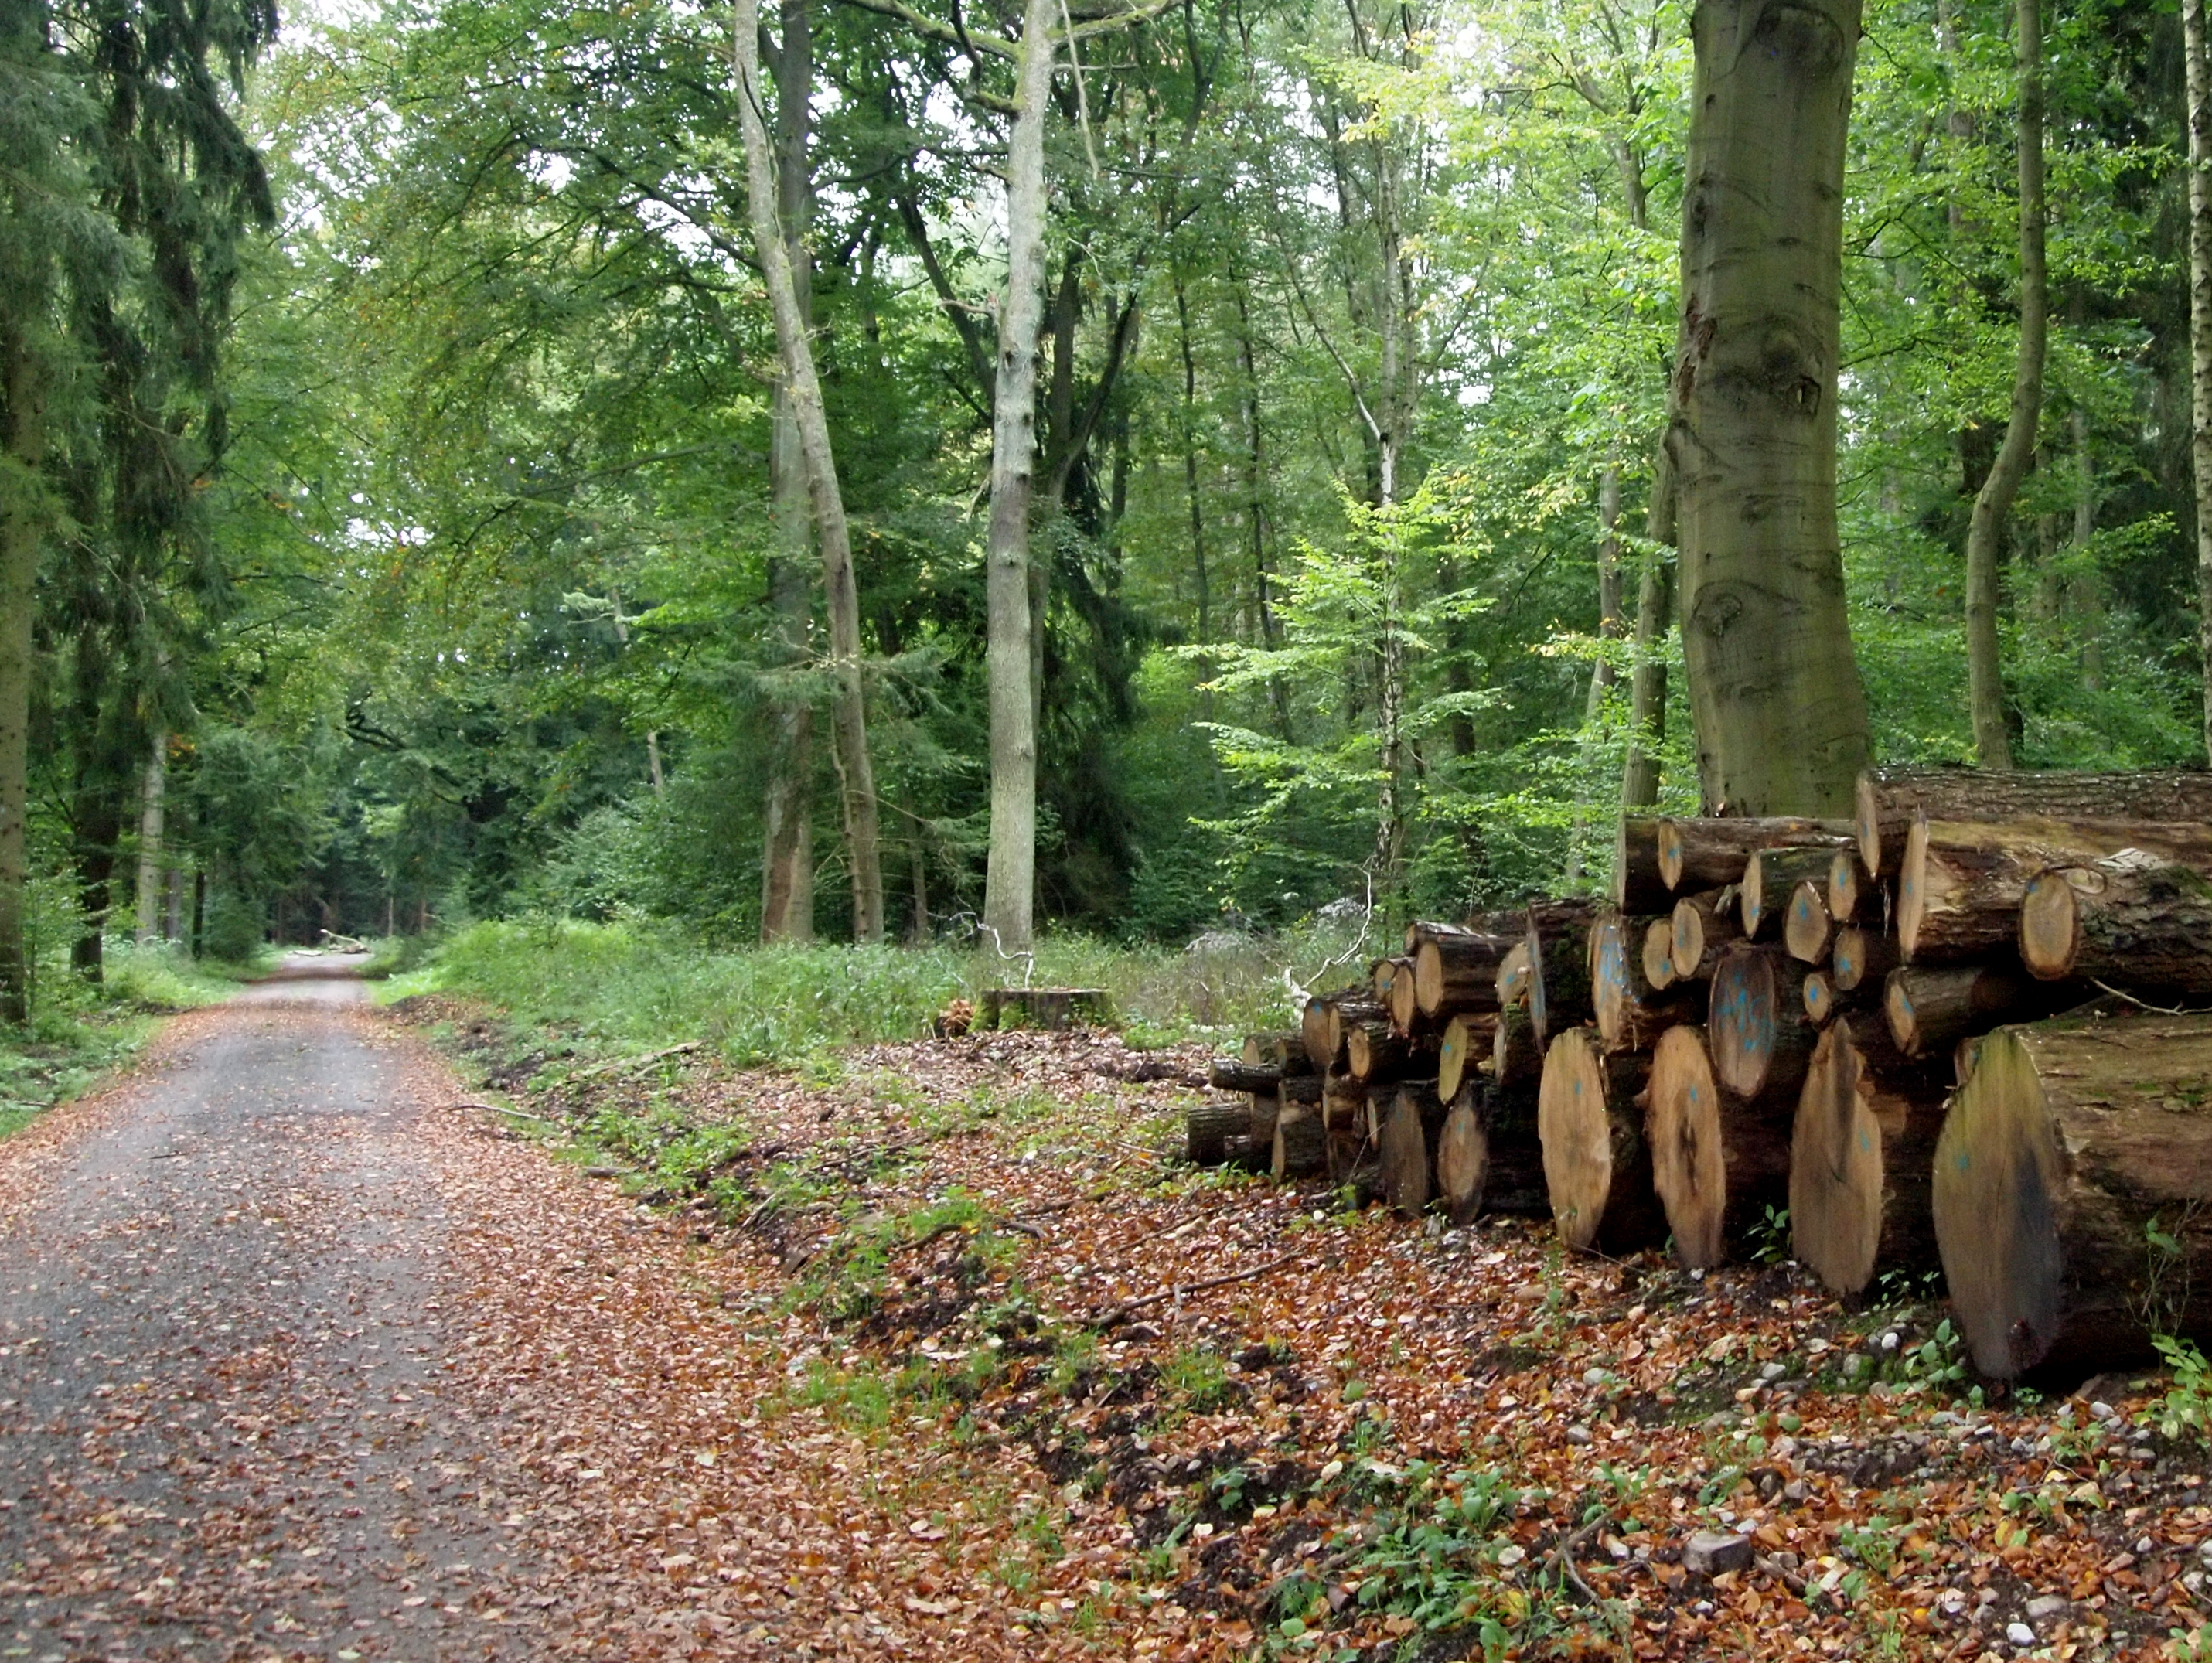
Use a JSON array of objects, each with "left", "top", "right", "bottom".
[{"left": 1191, "top": 767, "right": 2212, "bottom": 1382}]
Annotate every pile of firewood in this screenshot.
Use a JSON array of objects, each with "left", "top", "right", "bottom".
[{"left": 1194, "top": 768, "right": 2212, "bottom": 1382}]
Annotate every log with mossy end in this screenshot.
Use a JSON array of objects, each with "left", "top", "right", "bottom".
[
  {"left": 1537, "top": 1027, "right": 1666, "bottom": 1253},
  {"left": 1743, "top": 846, "right": 1844, "bottom": 941},
  {"left": 1437, "top": 1011, "right": 1498, "bottom": 1102},
  {"left": 1671, "top": 888, "right": 1742, "bottom": 982},
  {"left": 1647, "top": 1024, "right": 1797, "bottom": 1270},
  {"left": 1788, "top": 1024, "right": 1949, "bottom": 1297},
  {"left": 1413, "top": 930, "right": 1515, "bottom": 1018},
  {"left": 1185, "top": 1099, "right": 1253, "bottom": 1166},
  {"left": 1591, "top": 911, "right": 1705, "bottom": 1052},
  {"left": 1934, "top": 1008, "right": 2212, "bottom": 1380},
  {"left": 1656, "top": 816, "right": 1853, "bottom": 895},
  {"left": 2019, "top": 857, "right": 2212, "bottom": 998},
  {"left": 1708, "top": 944, "right": 1817, "bottom": 1101},
  {"left": 1855, "top": 766, "right": 2212, "bottom": 884}
]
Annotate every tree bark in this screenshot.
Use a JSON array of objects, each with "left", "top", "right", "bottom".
[
  {"left": 1741, "top": 844, "right": 1845, "bottom": 940},
  {"left": 2188, "top": 0, "right": 2212, "bottom": 760},
  {"left": 1670, "top": 0, "right": 1871, "bottom": 815},
  {"left": 1961, "top": 0, "right": 2045, "bottom": 770},
  {"left": 2019, "top": 857, "right": 2212, "bottom": 997},
  {"left": 1658, "top": 814, "right": 1852, "bottom": 895},
  {"left": 1184, "top": 1099, "right": 1250, "bottom": 1166},
  {"left": 134, "top": 732, "right": 165, "bottom": 948},
  {"left": 1882, "top": 960, "right": 2082, "bottom": 1060},
  {"left": 1614, "top": 817, "right": 1668, "bottom": 912},
  {"left": 1621, "top": 444, "right": 1676, "bottom": 810},
  {"left": 1935, "top": 1010, "right": 2212, "bottom": 1380},
  {"left": 0, "top": 328, "right": 43, "bottom": 1021},
  {"left": 979, "top": 0, "right": 1059, "bottom": 954},
  {"left": 1857, "top": 768, "right": 2212, "bottom": 881},
  {"left": 1411, "top": 927, "right": 1513, "bottom": 1017},
  {"left": 734, "top": 0, "right": 883, "bottom": 942}
]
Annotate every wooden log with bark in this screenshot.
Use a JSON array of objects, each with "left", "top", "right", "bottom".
[
  {"left": 1642, "top": 917, "right": 1679, "bottom": 991},
  {"left": 1883, "top": 963, "right": 2084, "bottom": 1061},
  {"left": 1614, "top": 817, "right": 1671, "bottom": 913},
  {"left": 1537, "top": 1027, "right": 1667, "bottom": 1253},
  {"left": 1781, "top": 879, "right": 1835, "bottom": 965},
  {"left": 1411, "top": 928, "right": 1515, "bottom": 1018},
  {"left": 1590, "top": 911, "right": 1704, "bottom": 1052},
  {"left": 1708, "top": 944, "right": 1817, "bottom": 1101},
  {"left": 1371, "top": 956, "right": 1403, "bottom": 1005},
  {"left": 1788, "top": 1024, "right": 1948, "bottom": 1297},
  {"left": 1826, "top": 848, "right": 1873, "bottom": 925},
  {"left": 1345, "top": 1017, "right": 1413, "bottom": 1084},
  {"left": 1302, "top": 992, "right": 1388, "bottom": 1072},
  {"left": 1855, "top": 766, "right": 2212, "bottom": 883},
  {"left": 1491, "top": 1004, "right": 1543, "bottom": 1095},
  {"left": 2019, "top": 856, "right": 2212, "bottom": 999},
  {"left": 1435, "top": 1085, "right": 1549, "bottom": 1225},
  {"left": 1388, "top": 961, "right": 1421, "bottom": 1033},
  {"left": 1249, "top": 1090, "right": 1280, "bottom": 1162},
  {"left": 1523, "top": 900, "right": 1599, "bottom": 1043},
  {"left": 1742, "top": 845, "right": 1844, "bottom": 941},
  {"left": 1185, "top": 1099, "right": 1253, "bottom": 1166},
  {"left": 1495, "top": 942, "right": 1532, "bottom": 1008},
  {"left": 1379, "top": 1082, "right": 1449, "bottom": 1219},
  {"left": 1657, "top": 816, "right": 1853, "bottom": 895},
  {"left": 1670, "top": 888, "right": 1742, "bottom": 982},
  {"left": 1647, "top": 1024, "right": 1795, "bottom": 1269},
  {"left": 1934, "top": 1008, "right": 2212, "bottom": 1380},
  {"left": 1829, "top": 925, "right": 1897, "bottom": 994},
  {"left": 1210, "top": 1057, "right": 1289, "bottom": 1095},
  {"left": 1270, "top": 1101, "right": 1328, "bottom": 1180},
  {"left": 1436, "top": 1012, "right": 1498, "bottom": 1102},
  {"left": 1242, "top": 1030, "right": 1314, "bottom": 1075}
]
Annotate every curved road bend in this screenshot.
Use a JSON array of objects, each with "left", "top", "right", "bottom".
[{"left": 0, "top": 953, "right": 554, "bottom": 1661}]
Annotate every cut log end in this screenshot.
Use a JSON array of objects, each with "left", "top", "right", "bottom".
[
  {"left": 1828, "top": 848, "right": 1867, "bottom": 925},
  {"left": 1642, "top": 917, "right": 1678, "bottom": 991},
  {"left": 1436, "top": 1096, "right": 1487, "bottom": 1226},
  {"left": 1657, "top": 818, "right": 1687, "bottom": 891},
  {"left": 1539, "top": 1029, "right": 1608, "bottom": 1250},
  {"left": 1787, "top": 1027, "right": 1883, "bottom": 1296},
  {"left": 1783, "top": 879, "right": 1832, "bottom": 965},
  {"left": 1709, "top": 946, "right": 1812, "bottom": 1100},
  {"left": 1854, "top": 772, "right": 1883, "bottom": 881},
  {"left": 1648, "top": 1025, "right": 1727, "bottom": 1270},
  {"left": 1379, "top": 1090, "right": 1433, "bottom": 1219},
  {"left": 2017, "top": 872, "right": 2078, "bottom": 983},
  {"left": 1803, "top": 970, "right": 1835, "bottom": 1025},
  {"left": 1897, "top": 815, "right": 1932, "bottom": 959}
]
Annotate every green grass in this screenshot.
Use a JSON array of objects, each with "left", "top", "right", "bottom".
[{"left": 393, "top": 916, "right": 1345, "bottom": 1065}]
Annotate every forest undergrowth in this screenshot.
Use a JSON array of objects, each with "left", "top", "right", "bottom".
[{"left": 392, "top": 928, "right": 2212, "bottom": 1662}]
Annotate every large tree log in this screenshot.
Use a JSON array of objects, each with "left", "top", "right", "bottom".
[
  {"left": 1435, "top": 1085, "right": 1549, "bottom": 1225},
  {"left": 1856, "top": 765, "right": 2212, "bottom": 883},
  {"left": 1657, "top": 816, "right": 1852, "bottom": 895},
  {"left": 1524, "top": 901, "right": 1598, "bottom": 1044},
  {"left": 1300, "top": 990, "right": 1346, "bottom": 1073},
  {"left": 1788, "top": 1024, "right": 1948, "bottom": 1297},
  {"left": 1648, "top": 1024, "right": 1795, "bottom": 1269},
  {"left": 1491, "top": 1004, "right": 1543, "bottom": 1094},
  {"left": 1538, "top": 1027, "right": 1667, "bottom": 1253},
  {"left": 1436, "top": 1011, "right": 1498, "bottom": 1102},
  {"left": 1781, "top": 879, "right": 1835, "bottom": 965},
  {"left": 1345, "top": 1017, "right": 1414, "bottom": 1083},
  {"left": 1642, "top": 917, "right": 1679, "bottom": 990},
  {"left": 1303, "top": 992, "right": 1388, "bottom": 1072},
  {"left": 1591, "top": 911, "right": 1705, "bottom": 1051},
  {"left": 1186, "top": 1099, "right": 1252, "bottom": 1166},
  {"left": 1210, "top": 1057, "right": 1287, "bottom": 1095},
  {"left": 1883, "top": 962, "right": 2084, "bottom": 1061},
  {"left": 1708, "top": 944, "right": 1817, "bottom": 1100},
  {"left": 1934, "top": 1009, "right": 2212, "bottom": 1379},
  {"left": 1670, "top": 887, "right": 1742, "bottom": 982},
  {"left": 1829, "top": 924, "right": 1896, "bottom": 993},
  {"left": 1412, "top": 929, "right": 1515, "bottom": 1018},
  {"left": 2019, "top": 856, "right": 2212, "bottom": 998},
  {"left": 1270, "top": 1101, "right": 1328, "bottom": 1180},
  {"left": 1743, "top": 845, "right": 1842, "bottom": 941},
  {"left": 1323, "top": 1074, "right": 1370, "bottom": 1182},
  {"left": 1495, "top": 942, "right": 1532, "bottom": 1007},
  {"left": 1242, "top": 1031, "right": 1314, "bottom": 1076},
  {"left": 1826, "top": 847, "right": 1873, "bottom": 925},
  {"left": 1614, "top": 817, "right": 1671, "bottom": 913},
  {"left": 1372, "top": 956, "right": 1403, "bottom": 1005},
  {"left": 1379, "top": 1082, "right": 1448, "bottom": 1218}
]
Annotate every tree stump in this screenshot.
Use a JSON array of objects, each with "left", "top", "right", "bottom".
[
  {"left": 1670, "top": 888, "right": 1742, "bottom": 982},
  {"left": 1788, "top": 1024, "right": 1948, "bottom": 1297},
  {"left": 2019, "top": 856, "right": 2212, "bottom": 998},
  {"left": 1538, "top": 1027, "right": 1665, "bottom": 1253},
  {"left": 1648, "top": 1024, "right": 1794, "bottom": 1269},
  {"left": 1185, "top": 1099, "right": 1252, "bottom": 1166},
  {"left": 1934, "top": 1009, "right": 2212, "bottom": 1380},
  {"left": 1657, "top": 816, "right": 1853, "bottom": 895},
  {"left": 983, "top": 987, "right": 1112, "bottom": 1030},
  {"left": 1709, "top": 944, "right": 1816, "bottom": 1100}
]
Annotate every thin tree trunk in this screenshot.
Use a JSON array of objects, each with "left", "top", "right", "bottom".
[
  {"left": 1592, "top": 466, "right": 1624, "bottom": 702},
  {"left": 1622, "top": 445, "right": 1676, "bottom": 810},
  {"left": 135, "top": 732, "right": 165, "bottom": 948},
  {"left": 2071, "top": 401, "right": 2103, "bottom": 690},
  {"left": 2189, "top": 0, "right": 2212, "bottom": 758},
  {"left": 1174, "top": 271, "right": 1210, "bottom": 646},
  {"left": 0, "top": 328, "right": 41, "bottom": 1021},
  {"left": 733, "top": 0, "right": 884, "bottom": 942},
  {"left": 759, "top": 545, "right": 816, "bottom": 942},
  {"left": 1671, "top": 0, "right": 1871, "bottom": 816},
  {"left": 980, "top": 0, "right": 1058, "bottom": 955},
  {"left": 1964, "top": 0, "right": 2045, "bottom": 771}
]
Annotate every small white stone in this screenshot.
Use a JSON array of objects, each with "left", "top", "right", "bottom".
[
  {"left": 2006, "top": 1621, "right": 2036, "bottom": 1648},
  {"left": 1496, "top": 1543, "right": 1525, "bottom": 1569},
  {"left": 1565, "top": 1425, "right": 1593, "bottom": 1446},
  {"left": 2025, "top": 1593, "right": 2067, "bottom": 1620},
  {"left": 1879, "top": 1331, "right": 1900, "bottom": 1352},
  {"left": 2090, "top": 1400, "right": 2115, "bottom": 1421}
]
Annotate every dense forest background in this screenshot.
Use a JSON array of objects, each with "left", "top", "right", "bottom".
[{"left": 4, "top": 0, "right": 2205, "bottom": 999}]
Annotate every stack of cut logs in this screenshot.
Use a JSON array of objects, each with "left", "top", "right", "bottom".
[{"left": 1194, "top": 768, "right": 2212, "bottom": 1382}]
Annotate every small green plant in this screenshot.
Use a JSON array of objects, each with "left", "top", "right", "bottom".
[
  {"left": 2169, "top": 1621, "right": 2212, "bottom": 1662},
  {"left": 2146, "top": 1334, "right": 2212, "bottom": 1443},
  {"left": 1836, "top": 1514, "right": 1897, "bottom": 1577},
  {"left": 1745, "top": 1204, "right": 1791, "bottom": 1265},
  {"left": 1162, "top": 1345, "right": 1234, "bottom": 1414},
  {"left": 1893, "top": 1319, "right": 1969, "bottom": 1390}
]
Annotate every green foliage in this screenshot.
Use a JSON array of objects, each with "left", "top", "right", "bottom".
[{"left": 2145, "top": 1335, "right": 2212, "bottom": 1445}]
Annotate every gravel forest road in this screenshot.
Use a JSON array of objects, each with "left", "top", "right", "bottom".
[{"left": 0, "top": 959, "right": 1165, "bottom": 1663}]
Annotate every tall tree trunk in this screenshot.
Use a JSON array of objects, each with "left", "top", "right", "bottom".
[
  {"left": 2190, "top": 0, "right": 2212, "bottom": 758},
  {"left": 2071, "top": 401, "right": 2103, "bottom": 690},
  {"left": 1622, "top": 446, "right": 1676, "bottom": 809},
  {"left": 1174, "top": 271, "right": 1210, "bottom": 646},
  {"left": 0, "top": 329, "right": 40, "bottom": 1021},
  {"left": 980, "top": 0, "right": 1058, "bottom": 955},
  {"left": 733, "top": 0, "right": 884, "bottom": 942},
  {"left": 758, "top": 545, "right": 816, "bottom": 942},
  {"left": 1592, "top": 467, "right": 1624, "bottom": 703},
  {"left": 1964, "top": 0, "right": 2045, "bottom": 771},
  {"left": 135, "top": 732, "right": 165, "bottom": 948},
  {"left": 1670, "top": 0, "right": 1871, "bottom": 816}
]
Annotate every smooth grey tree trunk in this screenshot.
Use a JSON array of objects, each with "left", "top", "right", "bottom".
[
  {"left": 980, "top": 0, "right": 1059, "bottom": 955},
  {"left": 2190, "top": 0, "right": 2212, "bottom": 759},
  {"left": 1670, "top": 0, "right": 1871, "bottom": 816},
  {"left": 0, "top": 329, "right": 43, "bottom": 1022},
  {"left": 734, "top": 0, "right": 884, "bottom": 942},
  {"left": 134, "top": 734, "right": 165, "bottom": 948},
  {"left": 1621, "top": 452, "right": 1676, "bottom": 809},
  {"left": 1963, "top": 0, "right": 2045, "bottom": 771}
]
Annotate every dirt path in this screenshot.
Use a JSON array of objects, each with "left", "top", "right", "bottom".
[{"left": 0, "top": 961, "right": 1095, "bottom": 1663}]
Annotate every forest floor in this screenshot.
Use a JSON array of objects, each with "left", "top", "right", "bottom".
[{"left": 2, "top": 967, "right": 2204, "bottom": 1662}]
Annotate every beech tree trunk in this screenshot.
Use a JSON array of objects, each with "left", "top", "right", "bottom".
[
  {"left": 134, "top": 732, "right": 166, "bottom": 948},
  {"left": 1622, "top": 448, "right": 1675, "bottom": 811},
  {"left": 1935, "top": 1010, "right": 2212, "bottom": 1379},
  {"left": 1671, "top": 0, "right": 1871, "bottom": 816},
  {"left": 979, "top": 0, "right": 1059, "bottom": 954},
  {"left": 2188, "top": 0, "right": 2212, "bottom": 759},
  {"left": 734, "top": 0, "right": 884, "bottom": 942},
  {"left": 0, "top": 329, "right": 43, "bottom": 1022},
  {"left": 1962, "top": 0, "right": 2045, "bottom": 770},
  {"left": 1539, "top": 1027, "right": 1666, "bottom": 1253}
]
